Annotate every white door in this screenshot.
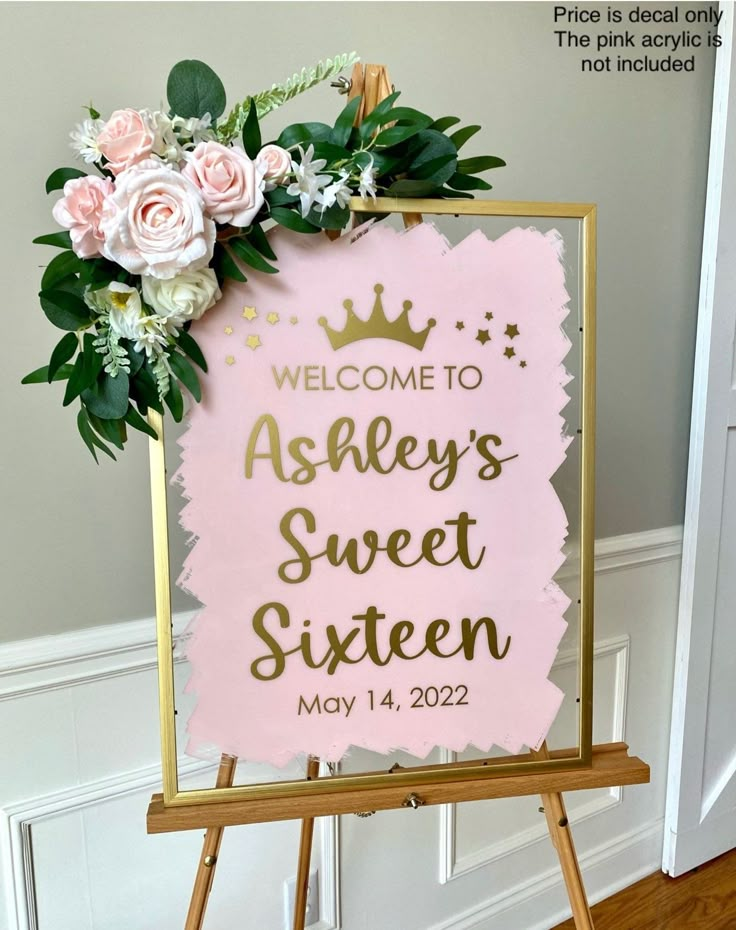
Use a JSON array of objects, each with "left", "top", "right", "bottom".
[{"left": 664, "top": 1, "right": 736, "bottom": 878}]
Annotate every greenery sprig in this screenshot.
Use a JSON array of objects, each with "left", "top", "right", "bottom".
[{"left": 24, "top": 56, "right": 506, "bottom": 462}]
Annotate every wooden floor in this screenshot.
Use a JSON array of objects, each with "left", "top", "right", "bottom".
[{"left": 553, "top": 848, "right": 736, "bottom": 929}]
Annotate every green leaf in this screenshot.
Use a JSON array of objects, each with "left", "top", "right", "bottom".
[
  {"left": 129, "top": 367, "right": 164, "bottom": 413},
  {"left": 63, "top": 334, "right": 104, "bottom": 406},
  {"left": 248, "top": 224, "right": 277, "bottom": 261},
  {"left": 241, "top": 100, "right": 261, "bottom": 158},
  {"left": 45, "top": 167, "right": 86, "bottom": 194},
  {"left": 357, "top": 91, "right": 402, "bottom": 139},
  {"left": 164, "top": 377, "right": 184, "bottom": 422},
  {"left": 88, "top": 411, "right": 126, "bottom": 449},
  {"left": 218, "top": 246, "right": 248, "bottom": 282},
  {"left": 77, "top": 407, "right": 115, "bottom": 462},
  {"left": 330, "top": 96, "right": 361, "bottom": 147},
  {"left": 407, "top": 130, "right": 458, "bottom": 188},
  {"left": 81, "top": 370, "right": 130, "bottom": 420},
  {"left": 457, "top": 155, "right": 507, "bottom": 174},
  {"left": 276, "top": 122, "right": 332, "bottom": 149},
  {"left": 430, "top": 116, "right": 461, "bottom": 133},
  {"left": 229, "top": 236, "right": 278, "bottom": 274},
  {"left": 305, "top": 203, "right": 351, "bottom": 230},
  {"left": 438, "top": 187, "right": 474, "bottom": 200},
  {"left": 270, "top": 207, "right": 320, "bottom": 234},
  {"left": 78, "top": 257, "right": 119, "bottom": 289},
  {"left": 21, "top": 363, "right": 75, "bottom": 384},
  {"left": 41, "top": 251, "right": 82, "bottom": 291},
  {"left": 449, "top": 125, "right": 482, "bottom": 150},
  {"left": 33, "top": 231, "right": 73, "bottom": 249},
  {"left": 48, "top": 332, "right": 79, "bottom": 382},
  {"left": 265, "top": 188, "right": 298, "bottom": 208},
  {"left": 381, "top": 107, "right": 432, "bottom": 127},
  {"left": 177, "top": 331, "right": 208, "bottom": 372},
  {"left": 412, "top": 153, "right": 458, "bottom": 183},
  {"left": 166, "top": 59, "right": 226, "bottom": 120},
  {"left": 124, "top": 403, "right": 158, "bottom": 440},
  {"left": 126, "top": 345, "right": 146, "bottom": 377},
  {"left": 169, "top": 353, "right": 202, "bottom": 402},
  {"left": 310, "top": 141, "right": 351, "bottom": 163},
  {"left": 388, "top": 179, "right": 439, "bottom": 197},
  {"left": 447, "top": 171, "right": 493, "bottom": 191},
  {"left": 39, "top": 289, "right": 91, "bottom": 331},
  {"left": 374, "top": 123, "right": 427, "bottom": 148}
]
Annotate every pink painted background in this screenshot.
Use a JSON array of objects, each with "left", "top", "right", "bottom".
[{"left": 176, "top": 221, "right": 572, "bottom": 765}]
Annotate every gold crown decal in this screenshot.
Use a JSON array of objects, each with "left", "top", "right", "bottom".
[{"left": 319, "top": 284, "right": 436, "bottom": 352}]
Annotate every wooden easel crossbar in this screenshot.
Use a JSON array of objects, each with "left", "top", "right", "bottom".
[{"left": 146, "top": 63, "right": 650, "bottom": 930}]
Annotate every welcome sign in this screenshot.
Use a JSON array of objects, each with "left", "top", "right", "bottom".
[{"left": 176, "top": 219, "right": 573, "bottom": 766}]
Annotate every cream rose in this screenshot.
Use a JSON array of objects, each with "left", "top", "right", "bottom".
[
  {"left": 97, "top": 109, "right": 156, "bottom": 175},
  {"left": 99, "top": 160, "right": 216, "bottom": 279},
  {"left": 52, "top": 175, "right": 114, "bottom": 259},
  {"left": 141, "top": 268, "right": 221, "bottom": 328},
  {"left": 255, "top": 144, "right": 291, "bottom": 190},
  {"left": 182, "top": 141, "right": 264, "bottom": 226}
]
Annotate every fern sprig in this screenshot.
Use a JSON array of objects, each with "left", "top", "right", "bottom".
[{"left": 217, "top": 52, "right": 359, "bottom": 142}]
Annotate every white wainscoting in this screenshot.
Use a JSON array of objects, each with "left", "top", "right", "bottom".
[{"left": 0, "top": 526, "right": 682, "bottom": 930}]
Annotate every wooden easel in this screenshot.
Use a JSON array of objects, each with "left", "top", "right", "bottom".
[{"left": 169, "top": 64, "right": 649, "bottom": 930}]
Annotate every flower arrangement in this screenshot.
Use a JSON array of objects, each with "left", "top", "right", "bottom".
[{"left": 24, "top": 56, "right": 505, "bottom": 460}]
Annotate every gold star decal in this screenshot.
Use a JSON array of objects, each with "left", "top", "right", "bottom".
[
  {"left": 290, "top": 316, "right": 299, "bottom": 325},
  {"left": 485, "top": 311, "right": 494, "bottom": 321},
  {"left": 266, "top": 312, "right": 280, "bottom": 325},
  {"left": 504, "top": 346, "right": 516, "bottom": 359},
  {"left": 505, "top": 323, "right": 520, "bottom": 339},
  {"left": 224, "top": 326, "right": 233, "bottom": 335},
  {"left": 456, "top": 321, "right": 465, "bottom": 331},
  {"left": 519, "top": 360, "right": 527, "bottom": 368},
  {"left": 245, "top": 334, "right": 261, "bottom": 350},
  {"left": 242, "top": 306, "right": 257, "bottom": 321},
  {"left": 225, "top": 355, "right": 236, "bottom": 366},
  {"left": 476, "top": 329, "right": 491, "bottom": 345}
]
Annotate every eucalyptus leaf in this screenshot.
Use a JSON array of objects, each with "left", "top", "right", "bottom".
[
  {"left": 276, "top": 122, "right": 332, "bottom": 149},
  {"left": 305, "top": 203, "right": 351, "bottom": 230},
  {"left": 48, "top": 332, "right": 79, "bottom": 382},
  {"left": 45, "top": 167, "right": 86, "bottom": 194},
  {"left": 447, "top": 172, "right": 493, "bottom": 191},
  {"left": 167, "top": 59, "right": 226, "bottom": 120},
  {"left": 169, "top": 353, "right": 202, "bottom": 402},
  {"left": 63, "top": 335, "right": 104, "bottom": 406},
  {"left": 81, "top": 370, "right": 130, "bottom": 420},
  {"left": 457, "top": 155, "right": 507, "bottom": 174},
  {"left": 124, "top": 404, "right": 158, "bottom": 440},
  {"left": 430, "top": 116, "right": 462, "bottom": 133},
  {"left": 248, "top": 224, "right": 277, "bottom": 261},
  {"left": 374, "top": 122, "right": 426, "bottom": 148},
  {"left": 41, "top": 251, "right": 82, "bottom": 291},
  {"left": 411, "top": 153, "right": 458, "bottom": 183},
  {"left": 164, "top": 378, "right": 184, "bottom": 422},
  {"left": 241, "top": 100, "right": 261, "bottom": 158},
  {"left": 407, "top": 130, "right": 458, "bottom": 188},
  {"left": 177, "top": 331, "right": 208, "bottom": 372},
  {"left": 39, "top": 289, "right": 91, "bottom": 331},
  {"left": 387, "top": 179, "right": 439, "bottom": 197},
  {"left": 88, "top": 411, "right": 126, "bottom": 449},
  {"left": 270, "top": 207, "right": 320, "bottom": 234},
  {"left": 330, "top": 96, "right": 361, "bottom": 147},
  {"left": 229, "top": 236, "right": 278, "bottom": 274},
  {"left": 357, "top": 91, "right": 402, "bottom": 139},
  {"left": 449, "top": 125, "right": 481, "bottom": 150},
  {"left": 21, "top": 363, "right": 75, "bottom": 385},
  {"left": 265, "top": 188, "right": 299, "bottom": 207},
  {"left": 33, "top": 231, "right": 73, "bottom": 249},
  {"left": 129, "top": 367, "right": 164, "bottom": 413},
  {"left": 77, "top": 407, "right": 115, "bottom": 462}
]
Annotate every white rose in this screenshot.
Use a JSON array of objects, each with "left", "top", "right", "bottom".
[
  {"left": 100, "top": 159, "right": 216, "bottom": 279},
  {"left": 141, "top": 268, "right": 221, "bottom": 328}
]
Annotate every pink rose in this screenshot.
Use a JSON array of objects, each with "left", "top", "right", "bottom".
[
  {"left": 255, "top": 144, "right": 291, "bottom": 189},
  {"left": 97, "top": 109, "right": 155, "bottom": 175},
  {"left": 182, "top": 141, "right": 264, "bottom": 226},
  {"left": 99, "top": 160, "right": 216, "bottom": 279},
  {"left": 52, "top": 175, "right": 114, "bottom": 259}
]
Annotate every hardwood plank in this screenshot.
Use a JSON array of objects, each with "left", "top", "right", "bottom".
[{"left": 553, "top": 848, "right": 736, "bottom": 930}]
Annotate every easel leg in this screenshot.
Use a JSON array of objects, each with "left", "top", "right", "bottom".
[
  {"left": 184, "top": 754, "right": 238, "bottom": 930},
  {"left": 293, "top": 756, "right": 321, "bottom": 930},
  {"left": 533, "top": 744, "right": 594, "bottom": 930}
]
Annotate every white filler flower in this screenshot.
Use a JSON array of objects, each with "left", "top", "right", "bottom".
[
  {"left": 287, "top": 144, "right": 331, "bottom": 217},
  {"left": 70, "top": 117, "right": 104, "bottom": 164},
  {"left": 318, "top": 172, "right": 352, "bottom": 214}
]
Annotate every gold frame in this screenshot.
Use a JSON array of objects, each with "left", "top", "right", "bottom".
[{"left": 148, "top": 197, "right": 597, "bottom": 808}]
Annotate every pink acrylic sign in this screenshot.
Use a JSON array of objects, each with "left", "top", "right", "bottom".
[{"left": 176, "top": 221, "right": 572, "bottom": 766}]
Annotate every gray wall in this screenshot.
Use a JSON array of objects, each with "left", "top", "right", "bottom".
[{"left": 0, "top": 2, "right": 714, "bottom": 641}]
